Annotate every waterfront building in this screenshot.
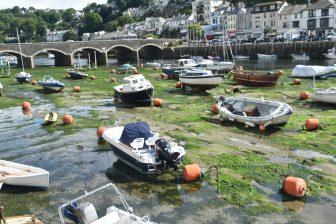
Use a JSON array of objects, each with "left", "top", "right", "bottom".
[
  {"left": 192, "top": 0, "right": 223, "bottom": 25},
  {"left": 301, "top": 0, "right": 336, "bottom": 37},
  {"left": 250, "top": 1, "right": 288, "bottom": 38},
  {"left": 145, "top": 17, "right": 166, "bottom": 35},
  {"left": 163, "top": 14, "right": 192, "bottom": 38},
  {"left": 278, "top": 4, "right": 307, "bottom": 40}
]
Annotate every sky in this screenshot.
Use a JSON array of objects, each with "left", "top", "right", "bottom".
[{"left": 0, "top": 0, "right": 108, "bottom": 10}]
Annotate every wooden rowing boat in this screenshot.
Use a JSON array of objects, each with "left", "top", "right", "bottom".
[
  {"left": 4, "top": 215, "right": 43, "bottom": 224},
  {"left": 232, "top": 70, "right": 280, "bottom": 87},
  {"left": 0, "top": 160, "right": 49, "bottom": 189}
]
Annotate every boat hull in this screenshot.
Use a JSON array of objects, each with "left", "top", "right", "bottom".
[
  {"left": 16, "top": 77, "right": 31, "bottom": 83},
  {"left": 324, "top": 53, "right": 336, "bottom": 59},
  {"left": 234, "top": 55, "right": 250, "bottom": 59},
  {"left": 67, "top": 71, "right": 88, "bottom": 79},
  {"left": 38, "top": 82, "right": 64, "bottom": 91},
  {"left": 311, "top": 92, "right": 336, "bottom": 104},
  {"left": 207, "top": 62, "right": 235, "bottom": 71},
  {"left": 114, "top": 88, "right": 153, "bottom": 106},
  {"left": 257, "top": 54, "right": 278, "bottom": 59},
  {"left": 291, "top": 54, "right": 309, "bottom": 60},
  {"left": 232, "top": 71, "right": 279, "bottom": 87},
  {"left": 179, "top": 75, "right": 224, "bottom": 90},
  {"left": 0, "top": 160, "right": 49, "bottom": 188}
]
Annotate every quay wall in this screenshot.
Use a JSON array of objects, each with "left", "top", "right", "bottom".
[{"left": 172, "top": 41, "right": 336, "bottom": 59}]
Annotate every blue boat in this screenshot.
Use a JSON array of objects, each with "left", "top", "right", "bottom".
[{"left": 38, "top": 76, "right": 65, "bottom": 92}]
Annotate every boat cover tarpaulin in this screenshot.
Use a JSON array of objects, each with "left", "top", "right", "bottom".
[
  {"left": 119, "top": 122, "right": 151, "bottom": 146},
  {"left": 291, "top": 65, "right": 336, "bottom": 78}
]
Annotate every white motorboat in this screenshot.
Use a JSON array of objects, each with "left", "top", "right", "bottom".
[
  {"left": 217, "top": 96, "right": 293, "bottom": 128},
  {"left": 177, "top": 59, "right": 198, "bottom": 68},
  {"left": 15, "top": 71, "right": 32, "bottom": 83},
  {"left": 257, "top": 53, "right": 278, "bottom": 60},
  {"left": 291, "top": 53, "right": 310, "bottom": 60},
  {"left": 59, "top": 183, "right": 156, "bottom": 224},
  {"left": 65, "top": 69, "right": 88, "bottom": 79},
  {"left": 38, "top": 76, "right": 65, "bottom": 91},
  {"left": 179, "top": 69, "right": 224, "bottom": 91},
  {"left": 47, "top": 53, "right": 55, "bottom": 59},
  {"left": 145, "top": 60, "right": 162, "bottom": 68},
  {"left": 234, "top": 55, "right": 250, "bottom": 60},
  {"left": 114, "top": 74, "right": 153, "bottom": 106},
  {"left": 207, "top": 61, "right": 235, "bottom": 71},
  {"left": 324, "top": 47, "right": 336, "bottom": 59},
  {"left": 291, "top": 65, "right": 336, "bottom": 78},
  {"left": 0, "top": 160, "right": 49, "bottom": 189},
  {"left": 311, "top": 87, "right": 336, "bottom": 104},
  {"left": 102, "top": 121, "right": 185, "bottom": 175}
]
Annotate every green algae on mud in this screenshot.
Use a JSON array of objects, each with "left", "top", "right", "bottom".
[{"left": 0, "top": 66, "right": 335, "bottom": 219}]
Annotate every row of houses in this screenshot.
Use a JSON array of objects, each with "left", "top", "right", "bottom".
[{"left": 48, "top": 0, "right": 336, "bottom": 42}]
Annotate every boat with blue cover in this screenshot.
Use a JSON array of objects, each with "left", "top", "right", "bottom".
[
  {"left": 38, "top": 76, "right": 65, "bottom": 91},
  {"left": 65, "top": 69, "right": 88, "bottom": 79},
  {"left": 102, "top": 121, "right": 185, "bottom": 175}
]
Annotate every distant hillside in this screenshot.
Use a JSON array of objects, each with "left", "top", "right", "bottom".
[{"left": 229, "top": 0, "right": 318, "bottom": 7}]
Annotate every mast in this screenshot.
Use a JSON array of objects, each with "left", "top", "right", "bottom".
[{"left": 16, "top": 28, "right": 25, "bottom": 72}]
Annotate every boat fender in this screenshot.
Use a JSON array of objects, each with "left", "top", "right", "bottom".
[
  {"left": 259, "top": 124, "right": 266, "bottom": 132},
  {"left": 264, "top": 121, "right": 272, "bottom": 127},
  {"left": 244, "top": 121, "right": 255, "bottom": 127},
  {"left": 96, "top": 127, "right": 106, "bottom": 138}
]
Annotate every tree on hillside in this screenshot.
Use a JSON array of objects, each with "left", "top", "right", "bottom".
[
  {"left": 106, "top": 21, "right": 118, "bottom": 32},
  {"left": 83, "top": 12, "right": 103, "bottom": 33},
  {"left": 63, "top": 29, "right": 78, "bottom": 41},
  {"left": 35, "top": 22, "right": 47, "bottom": 40},
  {"left": 188, "top": 23, "right": 202, "bottom": 40},
  {"left": 62, "top": 8, "right": 77, "bottom": 23},
  {"left": 117, "top": 15, "right": 133, "bottom": 27}
]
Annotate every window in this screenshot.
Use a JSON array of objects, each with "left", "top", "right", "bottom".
[
  {"left": 255, "top": 6, "right": 260, "bottom": 12},
  {"left": 293, "top": 21, "right": 300, "bottom": 28},
  {"left": 264, "top": 22, "right": 267, "bottom": 27},
  {"left": 307, "top": 19, "right": 316, "bottom": 28},
  {"left": 321, "top": 9, "right": 329, "bottom": 17},
  {"left": 264, "top": 13, "right": 266, "bottom": 18},
  {"left": 308, "top": 10, "right": 316, "bottom": 17},
  {"left": 283, "top": 22, "right": 289, "bottom": 28},
  {"left": 320, "top": 18, "right": 329, "bottom": 28},
  {"left": 270, "top": 5, "right": 275, "bottom": 10},
  {"left": 271, "top": 21, "right": 275, "bottom": 27},
  {"left": 295, "top": 14, "right": 297, "bottom": 19}
]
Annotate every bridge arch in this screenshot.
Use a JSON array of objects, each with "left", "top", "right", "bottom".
[
  {"left": 0, "top": 50, "right": 28, "bottom": 58},
  {"left": 32, "top": 48, "right": 68, "bottom": 57},
  {"left": 107, "top": 45, "right": 137, "bottom": 62},
  {"left": 138, "top": 44, "right": 164, "bottom": 60},
  {"left": 137, "top": 43, "right": 163, "bottom": 51}
]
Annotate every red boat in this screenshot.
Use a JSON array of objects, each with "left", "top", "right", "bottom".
[{"left": 232, "top": 69, "right": 281, "bottom": 87}]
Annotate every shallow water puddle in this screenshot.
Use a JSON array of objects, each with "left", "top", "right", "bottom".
[{"left": 293, "top": 149, "right": 336, "bottom": 162}]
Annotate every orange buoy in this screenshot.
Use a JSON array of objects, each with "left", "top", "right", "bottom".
[
  {"left": 153, "top": 98, "right": 162, "bottom": 107},
  {"left": 96, "top": 127, "right": 106, "bottom": 138},
  {"left": 139, "top": 63, "right": 144, "bottom": 68},
  {"left": 73, "top": 86, "right": 80, "bottom": 92},
  {"left": 111, "top": 68, "right": 116, "bottom": 74},
  {"left": 300, "top": 91, "right": 310, "bottom": 100},
  {"left": 183, "top": 164, "right": 201, "bottom": 182},
  {"left": 90, "top": 75, "right": 96, "bottom": 80},
  {"left": 22, "top": 101, "right": 31, "bottom": 110},
  {"left": 160, "top": 73, "right": 168, "bottom": 80},
  {"left": 293, "top": 79, "right": 301, "bottom": 85},
  {"left": 211, "top": 104, "right": 219, "bottom": 114},
  {"left": 31, "top": 80, "right": 37, "bottom": 85},
  {"left": 276, "top": 70, "right": 284, "bottom": 75},
  {"left": 133, "top": 69, "right": 138, "bottom": 74},
  {"left": 63, "top": 114, "right": 73, "bottom": 125},
  {"left": 111, "top": 77, "right": 116, "bottom": 82},
  {"left": 282, "top": 176, "right": 306, "bottom": 197},
  {"left": 305, "top": 118, "right": 319, "bottom": 130},
  {"left": 175, "top": 82, "right": 182, "bottom": 88},
  {"left": 259, "top": 124, "right": 266, "bottom": 132}
]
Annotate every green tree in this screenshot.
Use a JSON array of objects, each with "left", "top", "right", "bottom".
[
  {"left": 63, "top": 29, "right": 78, "bottom": 41},
  {"left": 62, "top": 8, "right": 76, "bottom": 23},
  {"left": 35, "top": 22, "right": 47, "bottom": 39},
  {"left": 106, "top": 21, "right": 118, "bottom": 32},
  {"left": 264, "top": 26, "right": 272, "bottom": 38},
  {"left": 117, "top": 15, "right": 133, "bottom": 27},
  {"left": 11, "top": 6, "right": 21, "bottom": 15},
  {"left": 188, "top": 23, "right": 202, "bottom": 40},
  {"left": 83, "top": 13, "right": 103, "bottom": 33}
]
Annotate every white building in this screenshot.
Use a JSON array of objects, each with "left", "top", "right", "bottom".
[
  {"left": 192, "top": 0, "right": 223, "bottom": 25},
  {"left": 301, "top": 0, "right": 336, "bottom": 36},
  {"left": 163, "top": 14, "right": 192, "bottom": 38},
  {"left": 45, "top": 30, "right": 68, "bottom": 42},
  {"left": 81, "top": 30, "right": 137, "bottom": 41},
  {"left": 145, "top": 17, "right": 166, "bottom": 35},
  {"left": 250, "top": 1, "right": 288, "bottom": 38}
]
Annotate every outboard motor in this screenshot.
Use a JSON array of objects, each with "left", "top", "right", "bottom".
[{"left": 155, "top": 139, "right": 180, "bottom": 170}]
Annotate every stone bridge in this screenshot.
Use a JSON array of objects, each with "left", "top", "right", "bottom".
[{"left": 0, "top": 39, "right": 180, "bottom": 68}]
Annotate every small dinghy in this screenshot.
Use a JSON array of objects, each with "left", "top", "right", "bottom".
[
  {"left": 217, "top": 96, "right": 293, "bottom": 128},
  {"left": 324, "top": 47, "right": 336, "bottom": 59},
  {"left": 291, "top": 53, "right": 310, "bottom": 60},
  {"left": 65, "top": 69, "right": 88, "bottom": 79},
  {"left": 38, "top": 76, "right": 65, "bottom": 91},
  {"left": 179, "top": 69, "right": 224, "bottom": 91},
  {"left": 102, "top": 121, "right": 185, "bottom": 174},
  {"left": 234, "top": 55, "right": 250, "bottom": 59},
  {"left": 0, "top": 160, "right": 49, "bottom": 189},
  {"left": 257, "top": 53, "right": 278, "bottom": 60},
  {"left": 44, "top": 112, "right": 58, "bottom": 124},
  {"left": 114, "top": 74, "right": 153, "bottom": 106},
  {"left": 16, "top": 71, "right": 32, "bottom": 83},
  {"left": 117, "top": 63, "right": 136, "bottom": 73},
  {"left": 59, "top": 183, "right": 156, "bottom": 224},
  {"left": 311, "top": 87, "right": 336, "bottom": 104}
]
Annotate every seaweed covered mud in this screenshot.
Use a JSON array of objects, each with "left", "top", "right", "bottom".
[{"left": 0, "top": 65, "right": 335, "bottom": 223}]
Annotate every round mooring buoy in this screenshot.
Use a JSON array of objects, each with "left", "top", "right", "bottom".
[
  {"left": 22, "top": 101, "right": 31, "bottom": 110},
  {"left": 31, "top": 80, "right": 37, "bottom": 85},
  {"left": 305, "top": 118, "right": 319, "bottom": 130},
  {"left": 293, "top": 79, "right": 301, "bottom": 85},
  {"left": 111, "top": 69, "right": 116, "bottom": 74},
  {"left": 153, "top": 98, "right": 162, "bottom": 107},
  {"left": 175, "top": 82, "right": 182, "bottom": 88},
  {"left": 96, "top": 127, "right": 106, "bottom": 138},
  {"left": 90, "top": 75, "right": 96, "bottom": 80},
  {"left": 300, "top": 91, "right": 310, "bottom": 100},
  {"left": 183, "top": 164, "right": 201, "bottom": 182},
  {"left": 211, "top": 104, "right": 219, "bottom": 114},
  {"left": 73, "top": 86, "right": 81, "bottom": 92},
  {"left": 111, "top": 77, "right": 116, "bottom": 82},
  {"left": 259, "top": 124, "right": 266, "bottom": 132},
  {"left": 282, "top": 176, "right": 306, "bottom": 197},
  {"left": 63, "top": 114, "right": 74, "bottom": 125}
]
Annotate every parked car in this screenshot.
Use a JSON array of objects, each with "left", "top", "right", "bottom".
[
  {"left": 274, "top": 37, "right": 286, "bottom": 42},
  {"left": 326, "top": 33, "right": 336, "bottom": 41},
  {"left": 307, "top": 35, "right": 325, "bottom": 41},
  {"left": 292, "top": 36, "right": 307, "bottom": 42}
]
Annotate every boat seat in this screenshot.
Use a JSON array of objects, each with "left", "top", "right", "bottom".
[
  {"left": 145, "top": 133, "right": 159, "bottom": 147},
  {"left": 130, "top": 138, "right": 144, "bottom": 151}
]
